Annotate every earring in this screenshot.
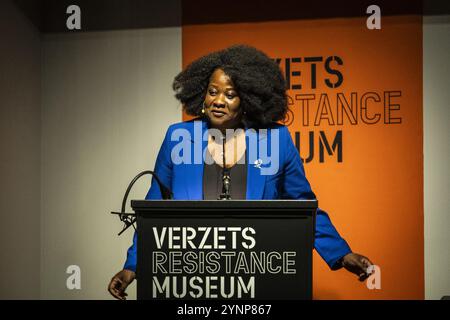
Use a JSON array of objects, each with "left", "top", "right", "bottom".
[{"left": 201, "top": 102, "right": 206, "bottom": 114}]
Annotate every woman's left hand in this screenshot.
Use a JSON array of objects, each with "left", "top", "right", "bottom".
[{"left": 341, "top": 253, "right": 374, "bottom": 281}]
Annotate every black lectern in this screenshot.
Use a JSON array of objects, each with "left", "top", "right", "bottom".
[{"left": 131, "top": 200, "right": 317, "bottom": 300}]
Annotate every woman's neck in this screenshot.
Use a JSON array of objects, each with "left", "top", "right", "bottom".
[{"left": 209, "top": 123, "right": 245, "bottom": 136}]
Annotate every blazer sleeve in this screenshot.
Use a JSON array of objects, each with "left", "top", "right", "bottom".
[
  {"left": 280, "top": 126, "right": 352, "bottom": 269},
  {"left": 123, "top": 127, "right": 173, "bottom": 272}
]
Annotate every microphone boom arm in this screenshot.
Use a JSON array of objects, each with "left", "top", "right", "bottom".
[{"left": 111, "top": 170, "right": 173, "bottom": 235}]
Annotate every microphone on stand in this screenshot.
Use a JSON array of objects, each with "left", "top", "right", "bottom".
[{"left": 218, "top": 135, "right": 232, "bottom": 200}]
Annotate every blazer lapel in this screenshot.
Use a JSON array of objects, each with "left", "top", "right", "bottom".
[
  {"left": 246, "top": 128, "right": 266, "bottom": 200},
  {"left": 184, "top": 120, "right": 208, "bottom": 200}
]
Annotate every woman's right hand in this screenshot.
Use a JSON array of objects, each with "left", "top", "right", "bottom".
[{"left": 108, "top": 269, "right": 136, "bottom": 300}]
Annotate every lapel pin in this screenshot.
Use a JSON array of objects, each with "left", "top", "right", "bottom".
[{"left": 253, "top": 159, "right": 263, "bottom": 169}]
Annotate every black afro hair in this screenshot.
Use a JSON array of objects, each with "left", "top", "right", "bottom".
[{"left": 172, "top": 45, "right": 288, "bottom": 129}]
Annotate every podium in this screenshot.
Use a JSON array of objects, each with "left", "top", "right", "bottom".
[{"left": 131, "top": 200, "right": 317, "bottom": 300}]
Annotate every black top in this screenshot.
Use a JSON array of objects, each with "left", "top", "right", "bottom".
[{"left": 203, "top": 150, "right": 247, "bottom": 200}]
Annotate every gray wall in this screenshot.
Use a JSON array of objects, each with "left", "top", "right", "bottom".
[
  {"left": 423, "top": 15, "right": 450, "bottom": 300},
  {"left": 41, "top": 28, "right": 181, "bottom": 299},
  {"left": 0, "top": 0, "right": 41, "bottom": 299}
]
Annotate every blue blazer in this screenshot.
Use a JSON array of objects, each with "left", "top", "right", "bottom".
[{"left": 124, "top": 119, "right": 351, "bottom": 271}]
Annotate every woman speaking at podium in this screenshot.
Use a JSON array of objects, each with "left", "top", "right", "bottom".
[{"left": 108, "top": 45, "right": 373, "bottom": 300}]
